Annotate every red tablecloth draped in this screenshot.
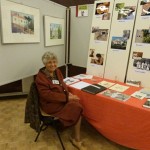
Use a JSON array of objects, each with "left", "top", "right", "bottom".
[{"left": 68, "top": 78, "right": 150, "bottom": 150}]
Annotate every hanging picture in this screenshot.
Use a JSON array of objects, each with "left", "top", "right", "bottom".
[
  {"left": 76, "top": 5, "right": 88, "bottom": 17},
  {"left": 0, "top": 0, "right": 40, "bottom": 43},
  {"left": 44, "top": 16, "right": 64, "bottom": 46}
]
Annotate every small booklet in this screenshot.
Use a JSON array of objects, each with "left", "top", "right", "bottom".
[
  {"left": 81, "top": 84, "right": 107, "bottom": 95},
  {"left": 73, "top": 74, "right": 93, "bottom": 80},
  {"left": 98, "top": 80, "right": 115, "bottom": 88},
  {"left": 109, "top": 84, "right": 129, "bottom": 92},
  {"left": 101, "top": 89, "right": 130, "bottom": 101},
  {"left": 143, "top": 99, "right": 150, "bottom": 108},
  {"left": 140, "top": 88, "right": 150, "bottom": 98},
  {"left": 63, "top": 77, "right": 79, "bottom": 85},
  {"left": 131, "top": 91, "right": 147, "bottom": 100}
]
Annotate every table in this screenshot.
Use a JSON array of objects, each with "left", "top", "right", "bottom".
[{"left": 68, "top": 77, "right": 150, "bottom": 150}]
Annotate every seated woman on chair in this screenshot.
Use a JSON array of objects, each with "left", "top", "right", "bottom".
[{"left": 35, "top": 51, "right": 85, "bottom": 150}]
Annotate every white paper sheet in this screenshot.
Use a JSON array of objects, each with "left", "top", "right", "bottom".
[{"left": 69, "top": 81, "right": 91, "bottom": 89}]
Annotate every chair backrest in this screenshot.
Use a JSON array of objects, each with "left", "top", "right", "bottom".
[{"left": 25, "top": 82, "right": 41, "bottom": 132}]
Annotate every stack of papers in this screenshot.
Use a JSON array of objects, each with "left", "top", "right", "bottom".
[{"left": 109, "top": 84, "right": 129, "bottom": 92}]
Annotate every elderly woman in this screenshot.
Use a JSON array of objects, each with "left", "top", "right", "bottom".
[{"left": 35, "top": 51, "right": 85, "bottom": 150}]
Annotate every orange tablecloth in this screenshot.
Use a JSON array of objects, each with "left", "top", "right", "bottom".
[{"left": 68, "top": 77, "right": 150, "bottom": 150}]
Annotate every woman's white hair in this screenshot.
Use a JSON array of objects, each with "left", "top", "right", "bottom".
[{"left": 42, "top": 51, "right": 58, "bottom": 64}]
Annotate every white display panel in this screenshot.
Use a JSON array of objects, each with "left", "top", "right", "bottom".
[
  {"left": 86, "top": 0, "right": 115, "bottom": 77},
  {"left": 126, "top": 0, "right": 150, "bottom": 88},
  {"left": 104, "top": 0, "right": 139, "bottom": 82}
]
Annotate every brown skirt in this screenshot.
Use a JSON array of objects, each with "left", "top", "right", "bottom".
[{"left": 52, "top": 101, "right": 83, "bottom": 127}]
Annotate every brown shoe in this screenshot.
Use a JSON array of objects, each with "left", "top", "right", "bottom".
[{"left": 70, "top": 137, "right": 86, "bottom": 150}]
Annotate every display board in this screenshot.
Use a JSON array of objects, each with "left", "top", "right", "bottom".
[
  {"left": 126, "top": 0, "right": 150, "bottom": 88},
  {"left": 86, "top": 0, "right": 115, "bottom": 77},
  {"left": 104, "top": 0, "right": 139, "bottom": 82}
]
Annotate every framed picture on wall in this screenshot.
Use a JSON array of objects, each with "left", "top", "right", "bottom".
[
  {"left": 44, "top": 16, "right": 65, "bottom": 46},
  {"left": 0, "top": 0, "right": 40, "bottom": 43}
]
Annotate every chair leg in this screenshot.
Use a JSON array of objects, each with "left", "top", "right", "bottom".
[
  {"left": 55, "top": 129, "right": 65, "bottom": 150},
  {"left": 34, "top": 123, "right": 45, "bottom": 142}
]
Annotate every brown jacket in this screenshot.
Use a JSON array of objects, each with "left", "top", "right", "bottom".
[
  {"left": 35, "top": 68, "right": 83, "bottom": 127},
  {"left": 35, "top": 68, "right": 68, "bottom": 114}
]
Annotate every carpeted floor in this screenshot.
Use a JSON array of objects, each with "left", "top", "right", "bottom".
[{"left": 0, "top": 97, "right": 133, "bottom": 150}]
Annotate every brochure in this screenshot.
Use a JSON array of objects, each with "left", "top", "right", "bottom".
[
  {"left": 131, "top": 91, "right": 147, "bottom": 100},
  {"left": 73, "top": 74, "right": 93, "bottom": 80},
  {"left": 98, "top": 80, "right": 115, "bottom": 88},
  {"left": 140, "top": 88, "right": 150, "bottom": 98},
  {"left": 143, "top": 99, "right": 150, "bottom": 108},
  {"left": 109, "top": 84, "right": 129, "bottom": 92},
  {"left": 101, "top": 89, "right": 130, "bottom": 101},
  {"left": 63, "top": 77, "right": 79, "bottom": 85}
]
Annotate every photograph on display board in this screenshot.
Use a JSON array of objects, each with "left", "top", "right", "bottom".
[
  {"left": 140, "top": 0, "right": 150, "bottom": 16},
  {"left": 95, "top": 2, "right": 110, "bottom": 15},
  {"left": 123, "top": 30, "right": 131, "bottom": 40},
  {"left": 133, "top": 58, "right": 150, "bottom": 71},
  {"left": 115, "top": 3, "right": 136, "bottom": 20},
  {"left": 132, "top": 51, "right": 143, "bottom": 59},
  {"left": 95, "top": 2, "right": 110, "bottom": 20},
  {"left": 89, "top": 49, "right": 104, "bottom": 66},
  {"left": 135, "top": 28, "right": 150, "bottom": 44},
  {"left": 92, "top": 27, "right": 109, "bottom": 41},
  {"left": 102, "top": 13, "right": 111, "bottom": 20},
  {"left": 111, "top": 30, "right": 131, "bottom": 50},
  {"left": 111, "top": 36, "right": 127, "bottom": 50}
]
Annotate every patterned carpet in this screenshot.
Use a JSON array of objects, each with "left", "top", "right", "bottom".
[{"left": 0, "top": 97, "right": 132, "bottom": 150}]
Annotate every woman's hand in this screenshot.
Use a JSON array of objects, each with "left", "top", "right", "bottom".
[{"left": 68, "top": 93, "right": 80, "bottom": 102}]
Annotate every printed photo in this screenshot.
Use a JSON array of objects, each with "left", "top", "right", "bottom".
[
  {"left": 102, "top": 89, "right": 130, "bottom": 101},
  {"left": 102, "top": 13, "right": 111, "bottom": 20},
  {"left": 123, "top": 30, "right": 130, "bottom": 40},
  {"left": 94, "top": 29, "right": 109, "bottom": 41},
  {"left": 115, "top": 3, "right": 125, "bottom": 11},
  {"left": 11, "top": 11, "right": 34, "bottom": 34},
  {"left": 50, "top": 23, "right": 62, "bottom": 39},
  {"left": 90, "top": 53, "right": 104, "bottom": 66},
  {"left": 95, "top": 2, "right": 110, "bottom": 15},
  {"left": 133, "top": 58, "right": 150, "bottom": 71},
  {"left": 115, "top": 3, "right": 136, "bottom": 20},
  {"left": 92, "top": 26, "right": 99, "bottom": 33},
  {"left": 111, "top": 36, "right": 127, "bottom": 50},
  {"left": 140, "top": 0, "right": 150, "bottom": 16},
  {"left": 135, "top": 28, "right": 150, "bottom": 44},
  {"left": 89, "top": 49, "right": 95, "bottom": 57},
  {"left": 132, "top": 52, "right": 143, "bottom": 59}
]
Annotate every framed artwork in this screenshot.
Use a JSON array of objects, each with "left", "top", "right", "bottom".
[
  {"left": 44, "top": 16, "right": 65, "bottom": 46},
  {"left": 0, "top": 0, "right": 40, "bottom": 43}
]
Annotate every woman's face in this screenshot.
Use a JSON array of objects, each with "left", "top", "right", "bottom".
[{"left": 45, "top": 59, "right": 58, "bottom": 73}]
